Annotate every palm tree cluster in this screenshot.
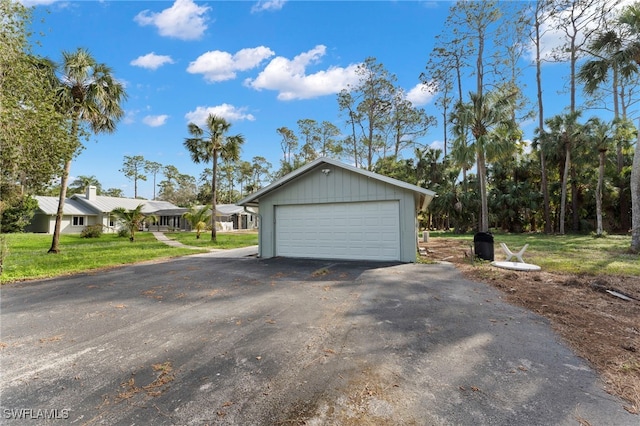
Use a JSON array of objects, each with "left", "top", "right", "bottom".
[{"left": 410, "top": 0, "right": 640, "bottom": 255}]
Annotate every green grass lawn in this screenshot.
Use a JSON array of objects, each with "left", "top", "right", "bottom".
[
  {"left": 2, "top": 230, "right": 637, "bottom": 283},
  {"left": 165, "top": 231, "right": 258, "bottom": 248},
  {"left": 427, "top": 231, "right": 640, "bottom": 276},
  {"left": 0, "top": 232, "right": 208, "bottom": 283}
]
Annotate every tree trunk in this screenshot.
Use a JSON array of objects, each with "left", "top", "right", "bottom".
[
  {"left": 540, "top": 149, "right": 552, "bottom": 233},
  {"left": 571, "top": 168, "right": 579, "bottom": 232},
  {"left": 349, "top": 111, "right": 358, "bottom": 168},
  {"left": 534, "top": 6, "right": 551, "bottom": 234},
  {"left": 48, "top": 158, "right": 72, "bottom": 253},
  {"left": 442, "top": 107, "right": 448, "bottom": 158},
  {"left": 596, "top": 150, "right": 605, "bottom": 236},
  {"left": 620, "top": 182, "right": 631, "bottom": 232},
  {"left": 613, "top": 65, "right": 622, "bottom": 171},
  {"left": 211, "top": 152, "right": 218, "bottom": 242},
  {"left": 616, "top": 72, "right": 630, "bottom": 232},
  {"left": 631, "top": 127, "right": 640, "bottom": 253},
  {"left": 560, "top": 145, "right": 570, "bottom": 235},
  {"left": 478, "top": 150, "right": 489, "bottom": 232},
  {"left": 367, "top": 123, "right": 374, "bottom": 171}
]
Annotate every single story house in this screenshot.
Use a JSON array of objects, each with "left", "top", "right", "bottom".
[
  {"left": 27, "top": 187, "right": 258, "bottom": 234},
  {"left": 237, "top": 157, "right": 436, "bottom": 263},
  {"left": 26, "top": 196, "right": 100, "bottom": 234},
  {"left": 215, "top": 204, "right": 258, "bottom": 231},
  {"left": 27, "top": 186, "right": 187, "bottom": 234}
]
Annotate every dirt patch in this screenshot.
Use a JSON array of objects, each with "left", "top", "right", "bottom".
[
  {"left": 115, "top": 361, "right": 175, "bottom": 402},
  {"left": 420, "top": 238, "right": 640, "bottom": 414},
  {"left": 277, "top": 366, "right": 417, "bottom": 426}
]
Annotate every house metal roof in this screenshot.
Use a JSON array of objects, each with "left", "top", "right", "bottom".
[
  {"left": 34, "top": 196, "right": 99, "bottom": 216},
  {"left": 71, "top": 194, "right": 178, "bottom": 214},
  {"left": 237, "top": 157, "right": 437, "bottom": 210},
  {"left": 190, "top": 204, "right": 248, "bottom": 215},
  {"left": 216, "top": 204, "right": 246, "bottom": 215}
]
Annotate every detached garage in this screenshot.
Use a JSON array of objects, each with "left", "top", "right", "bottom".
[{"left": 238, "top": 157, "right": 436, "bottom": 263}]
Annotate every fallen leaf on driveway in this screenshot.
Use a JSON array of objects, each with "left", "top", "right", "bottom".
[{"left": 39, "top": 335, "right": 64, "bottom": 343}]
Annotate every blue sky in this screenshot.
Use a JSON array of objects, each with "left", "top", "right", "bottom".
[{"left": 23, "top": 0, "right": 625, "bottom": 199}]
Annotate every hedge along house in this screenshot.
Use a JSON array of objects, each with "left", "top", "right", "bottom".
[{"left": 238, "top": 157, "right": 436, "bottom": 263}]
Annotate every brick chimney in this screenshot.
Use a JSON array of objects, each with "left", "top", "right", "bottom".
[{"left": 86, "top": 185, "right": 97, "bottom": 200}]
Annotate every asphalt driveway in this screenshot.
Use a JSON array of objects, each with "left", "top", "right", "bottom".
[{"left": 0, "top": 250, "right": 635, "bottom": 425}]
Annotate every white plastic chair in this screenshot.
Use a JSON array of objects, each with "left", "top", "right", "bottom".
[{"left": 500, "top": 242, "right": 529, "bottom": 263}]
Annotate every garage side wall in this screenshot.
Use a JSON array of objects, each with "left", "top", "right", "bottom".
[{"left": 259, "top": 165, "right": 418, "bottom": 262}]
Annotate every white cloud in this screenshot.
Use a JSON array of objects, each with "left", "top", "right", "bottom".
[
  {"left": 245, "top": 45, "right": 361, "bottom": 101},
  {"left": 123, "top": 110, "right": 138, "bottom": 125},
  {"left": 429, "top": 140, "right": 444, "bottom": 151},
  {"left": 130, "top": 53, "right": 175, "bottom": 70},
  {"left": 134, "top": 0, "right": 209, "bottom": 41},
  {"left": 187, "top": 47, "right": 275, "bottom": 82},
  {"left": 406, "top": 83, "right": 435, "bottom": 106},
  {"left": 185, "top": 104, "right": 256, "bottom": 126},
  {"left": 142, "top": 115, "right": 169, "bottom": 127},
  {"left": 19, "top": 0, "right": 57, "bottom": 5},
  {"left": 251, "top": 0, "right": 286, "bottom": 13}
]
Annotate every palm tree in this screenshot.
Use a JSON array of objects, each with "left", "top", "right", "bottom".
[
  {"left": 450, "top": 90, "right": 518, "bottom": 232},
  {"left": 183, "top": 114, "right": 245, "bottom": 242},
  {"left": 183, "top": 206, "right": 211, "bottom": 239},
  {"left": 111, "top": 205, "right": 157, "bottom": 242},
  {"left": 48, "top": 48, "right": 127, "bottom": 253},
  {"left": 68, "top": 175, "right": 102, "bottom": 195},
  {"left": 543, "top": 112, "right": 583, "bottom": 235},
  {"left": 585, "top": 117, "right": 613, "bottom": 237},
  {"left": 579, "top": 3, "right": 640, "bottom": 251}
]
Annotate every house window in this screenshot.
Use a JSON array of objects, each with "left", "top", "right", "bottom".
[{"left": 72, "top": 216, "right": 85, "bottom": 226}]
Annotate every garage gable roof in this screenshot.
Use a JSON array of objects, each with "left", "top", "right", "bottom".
[{"left": 238, "top": 157, "right": 436, "bottom": 210}]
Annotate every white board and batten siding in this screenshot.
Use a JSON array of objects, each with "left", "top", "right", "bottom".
[{"left": 258, "top": 164, "right": 419, "bottom": 262}]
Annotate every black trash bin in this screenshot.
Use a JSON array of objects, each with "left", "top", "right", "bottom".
[{"left": 474, "top": 232, "right": 494, "bottom": 261}]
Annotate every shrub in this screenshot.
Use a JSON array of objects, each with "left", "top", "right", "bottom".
[
  {"left": 1, "top": 195, "right": 38, "bottom": 233},
  {"left": 81, "top": 224, "right": 103, "bottom": 238},
  {"left": 117, "top": 228, "right": 130, "bottom": 238}
]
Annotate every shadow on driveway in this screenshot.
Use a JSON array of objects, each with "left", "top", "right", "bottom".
[{"left": 1, "top": 256, "right": 635, "bottom": 425}]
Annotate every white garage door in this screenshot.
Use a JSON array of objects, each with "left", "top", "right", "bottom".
[{"left": 275, "top": 201, "right": 400, "bottom": 261}]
